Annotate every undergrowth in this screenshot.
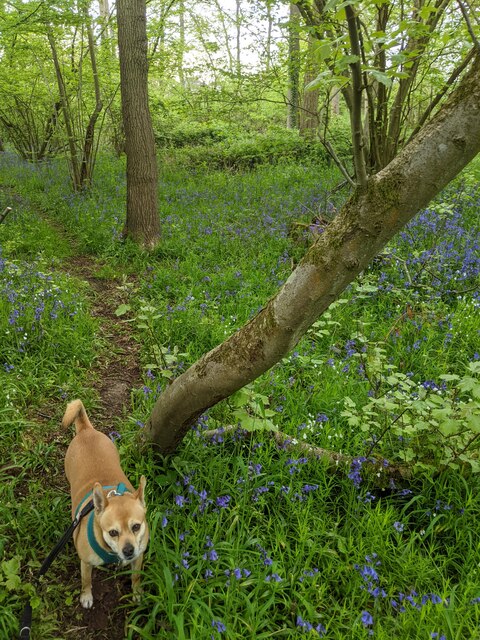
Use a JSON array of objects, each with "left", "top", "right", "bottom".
[{"left": 0, "top": 151, "right": 479, "bottom": 639}]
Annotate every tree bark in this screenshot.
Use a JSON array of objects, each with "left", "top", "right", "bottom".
[
  {"left": 80, "top": 23, "right": 103, "bottom": 187},
  {"left": 178, "top": 0, "right": 186, "bottom": 88},
  {"left": 117, "top": 0, "right": 161, "bottom": 250},
  {"left": 235, "top": 0, "right": 242, "bottom": 77},
  {"left": 299, "top": 35, "right": 320, "bottom": 140},
  {"left": 286, "top": 3, "right": 300, "bottom": 129},
  {"left": 345, "top": 5, "right": 368, "bottom": 186},
  {"left": 144, "top": 52, "right": 480, "bottom": 454},
  {"left": 48, "top": 31, "right": 82, "bottom": 191}
]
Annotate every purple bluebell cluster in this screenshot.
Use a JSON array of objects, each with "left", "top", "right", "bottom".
[
  {"left": 393, "top": 205, "right": 480, "bottom": 299},
  {"left": 0, "top": 255, "right": 83, "bottom": 370},
  {"left": 355, "top": 552, "right": 446, "bottom": 629},
  {"left": 211, "top": 619, "right": 226, "bottom": 635},
  {"left": 296, "top": 615, "right": 326, "bottom": 636}
]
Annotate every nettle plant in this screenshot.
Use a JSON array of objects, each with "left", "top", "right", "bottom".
[{"left": 342, "top": 348, "right": 480, "bottom": 473}]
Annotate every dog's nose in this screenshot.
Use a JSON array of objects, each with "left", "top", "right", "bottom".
[{"left": 123, "top": 543, "right": 135, "bottom": 559}]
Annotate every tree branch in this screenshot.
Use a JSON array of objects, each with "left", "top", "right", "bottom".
[
  {"left": 457, "top": 0, "right": 480, "bottom": 50},
  {"left": 407, "top": 47, "right": 476, "bottom": 143},
  {"left": 345, "top": 5, "right": 368, "bottom": 186}
]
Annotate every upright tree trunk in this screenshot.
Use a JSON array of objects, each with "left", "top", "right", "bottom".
[
  {"left": 299, "top": 35, "right": 320, "bottom": 139},
  {"left": 48, "top": 31, "right": 82, "bottom": 191},
  {"left": 79, "top": 23, "right": 103, "bottom": 187},
  {"left": 265, "top": 2, "right": 273, "bottom": 73},
  {"left": 98, "top": 0, "right": 115, "bottom": 50},
  {"left": 331, "top": 90, "right": 340, "bottom": 116},
  {"left": 178, "top": 0, "right": 186, "bottom": 88},
  {"left": 117, "top": 0, "right": 160, "bottom": 250},
  {"left": 235, "top": 0, "right": 242, "bottom": 76},
  {"left": 286, "top": 3, "right": 300, "bottom": 129},
  {"left": 144, "top": 53, "right": 480, "bottom": 454}
]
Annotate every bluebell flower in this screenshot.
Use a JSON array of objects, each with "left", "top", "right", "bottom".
[
  {"left": 211, "top": 619, "right": 226, "bottom": 633},
  {"left": 348, "top": 456, "right": 366, "bottom": 487},
  {"left": 361, "top": 611, "right": 373, "bottom": 627},
  {"left": 266, "top": 572, "right": 282, "bottom": 582},
  {"left": 216, "top": 495, "right": 231, "bottom": 508}
]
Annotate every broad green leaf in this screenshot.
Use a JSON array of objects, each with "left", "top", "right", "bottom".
[
  {"left": 467, "top": 412, "right": 480, "bottom": 433},
  {"left": 369, "top": 69, "right": 392, "bottom": 87},
  {"left": 439, "top": 374, "right": 460, "bottom": 382},
  {"left": 439, "top": 419, "right": 458, "bottom": 437},
  {"left": 114, "top": 303, "right": 131, "bottom": 316}
]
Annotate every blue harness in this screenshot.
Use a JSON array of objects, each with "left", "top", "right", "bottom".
[{"left": 75, "top": 482, "right": 130, "bottom": 564}]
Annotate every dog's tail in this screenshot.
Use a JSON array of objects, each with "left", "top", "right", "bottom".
[{"left": 62, "top": 399, "right": 93, "bottom": 434}]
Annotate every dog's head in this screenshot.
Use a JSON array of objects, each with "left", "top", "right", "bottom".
[{"left": 92, "top": 476, "right": 149, "bottom": 564}]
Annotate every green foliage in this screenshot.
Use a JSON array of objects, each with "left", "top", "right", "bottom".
[
  {"left": 326, "top": 114, "right": 353, "bottom": 164},
  {"left": 342, "top": 353, "right": 480, "bottom": 473},
  {"left": 156, "top": 120, "right": 232, "bottom": 147},
  {"left": 1, "top": 152, "right": 480, "bottom": 638},
  {"left": 230, "top": 384, "right": 278, "bottom": 432},
  {"left": 162, "top": 126, "right": 326, "bottom": 170}
]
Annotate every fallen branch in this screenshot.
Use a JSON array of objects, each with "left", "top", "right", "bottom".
[
  {"left": 200, "top": 425, "right": 412, "bottom": 481},
  {"left": 0, "top": 206, "right": 12, "bottom": 225}
]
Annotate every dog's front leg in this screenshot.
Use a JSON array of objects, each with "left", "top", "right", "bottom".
[
  {"left": 80, "top": 560, "right": 94, "bottom": 608},
  {"left": 131, "top": 553, "right": 144, "bottom": 602}
]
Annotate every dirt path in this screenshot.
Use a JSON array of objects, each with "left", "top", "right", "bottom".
[
  {"left": 63, "top": 256, "right": 142, "bottom": 427},
  {"left": 56, "top": 255, "right": 144, "bottom": 640}
]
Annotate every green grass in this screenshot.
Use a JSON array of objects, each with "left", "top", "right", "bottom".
[{"left": 1, "top": 150, "right": 480, "bottom": 639}]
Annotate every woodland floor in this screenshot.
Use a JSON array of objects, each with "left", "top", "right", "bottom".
[
  {"left": 57, "top": 255, "right": 142, "bottom": 640},
  {"left": 31, "top": 235, "right": 144, "bottom": 638}
]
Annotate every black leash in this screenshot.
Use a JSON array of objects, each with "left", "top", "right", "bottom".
[{"left": 18, "top": 500, "right": 94, "bottom": 640}]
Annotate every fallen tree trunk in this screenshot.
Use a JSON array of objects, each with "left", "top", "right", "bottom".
[
  {"left": 143, "top": 52, "right": 480, "bottom": 454},
  {"left": 200, "top": 425, "right": 412, "bottom": 482}
]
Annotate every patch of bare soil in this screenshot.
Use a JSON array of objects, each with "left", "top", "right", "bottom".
[{"left": 57, "top": 561, "right": 135, "bottom": 640}]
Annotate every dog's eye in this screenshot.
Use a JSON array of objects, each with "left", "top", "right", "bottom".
[
  {"left": 109, "top": 529, "right": 119, "bottom": 537},
  {"left": 132, "top": 523, "right": 141, "bottom": 533}
]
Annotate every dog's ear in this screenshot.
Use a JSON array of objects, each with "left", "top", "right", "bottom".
[
  {"left": 134, "top": 475, "right": 146, "bottom": 507},
  {"left": 93, "top": 482, "right": 108, "bottom": 515}
]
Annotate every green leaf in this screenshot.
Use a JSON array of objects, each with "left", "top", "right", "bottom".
[
  {"left": 2, "top": 557, "right": 21, "bottom": 591},
  {"left": 467, "top": 412, "right": 480, "bottom": 433},
  {"left": 114, "top": 303, "right": 131, "bottom": 316},
  {"left": 418, "top": 5, "right": 437, "bottom": 20},
  {"left": 439, "top": 419, "right": 458, "bottom": 437},
  {"left": 368, "top": 69, "right": 392, "bottom": 87},
  {"left": 315, "top": 42, "right": 332, "bottom": 63},
  {"left": 403, "top": 448, "right": 416, "bottom": 462}
]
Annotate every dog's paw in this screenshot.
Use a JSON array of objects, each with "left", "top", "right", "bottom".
[
  {"left": 80, "top": 591, "right": 94, "bottom": 609},
  {"left": 132, "top": 583, "right": 143, "bottom": 603}
]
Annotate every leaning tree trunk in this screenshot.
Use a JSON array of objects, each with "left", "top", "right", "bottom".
[
  {"left": 117, "top": 0, "right": 161, "bottom": 250},
  {"left": 144, "top": 53, "right": 480, "bottom": 454}
]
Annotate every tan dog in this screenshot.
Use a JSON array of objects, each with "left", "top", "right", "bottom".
[{"left": 63, "top": 399, "right": 149, "bottom": 609}]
